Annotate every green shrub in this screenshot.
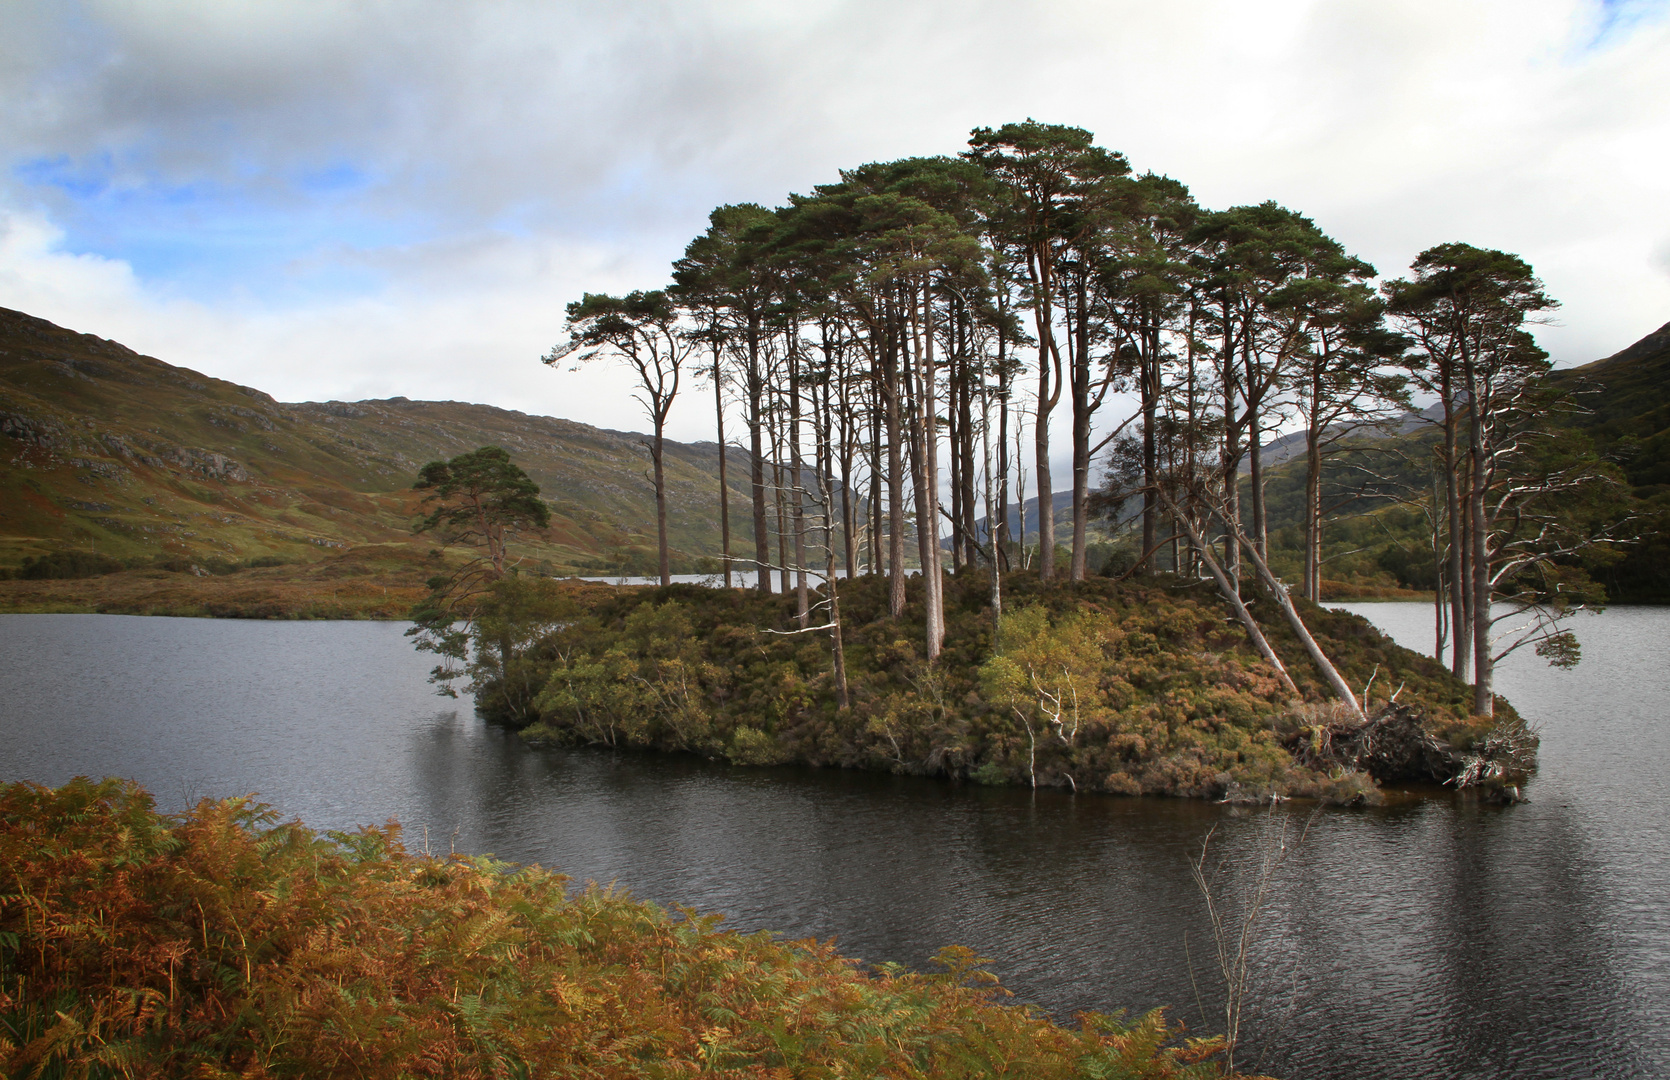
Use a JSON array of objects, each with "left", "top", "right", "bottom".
[
  {"left": 11, "top": 549, "right": 125, "bottom": 579},
  {"left": 502, "top": 573, "right": 1501, "bottom": 803}
]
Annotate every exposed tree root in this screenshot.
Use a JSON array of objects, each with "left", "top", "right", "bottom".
[{"left": 1286, "top": 702, "right": 1538, "bottom": 801}]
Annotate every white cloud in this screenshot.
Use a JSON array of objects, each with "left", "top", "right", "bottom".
[
  {"left": 0, "top": 211, "right": 144, "bottom": 310},
  {"left": 0, "top": 208, "right": 690, "bottom": 434},
  {"left": 1, "top": 0, "right": 1667, "bottom": 443}
]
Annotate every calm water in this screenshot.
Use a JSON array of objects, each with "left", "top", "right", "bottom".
[{"left": 1, "top": 605, "right": 1667, "bottom": 1079}]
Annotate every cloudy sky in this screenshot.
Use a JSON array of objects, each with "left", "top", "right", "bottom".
[{"left": 2, "top": 0, "right": 1667, "bottom": 447}]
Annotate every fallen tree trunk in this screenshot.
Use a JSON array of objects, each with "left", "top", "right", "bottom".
[
  {"left": 1164, "top": 492, "right": 1300, "bottom": 698},
  {"left": 1234, "top": 527, "right": 1364, "bottom": 722}
]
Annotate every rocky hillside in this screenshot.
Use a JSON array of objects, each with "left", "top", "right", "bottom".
[{"left": 0, "top": 307, "right": 752, "bottom": 574}]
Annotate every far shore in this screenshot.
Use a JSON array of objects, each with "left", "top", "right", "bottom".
[{"left": 0, "top": 565, "right": 1436, "bottom": 619}]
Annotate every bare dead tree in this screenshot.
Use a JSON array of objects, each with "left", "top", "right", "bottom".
[{"left": 1189, "top": 809, "right": 1319, "bottom": 1077}]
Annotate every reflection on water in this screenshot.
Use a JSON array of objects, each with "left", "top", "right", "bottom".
[{"left": 1, "top": 607, "right": 1667, "bottom": 1079}]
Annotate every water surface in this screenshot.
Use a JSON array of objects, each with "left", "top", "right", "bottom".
[{"left": 1, "top": 606, "right": 1666, "bottom": 1079}]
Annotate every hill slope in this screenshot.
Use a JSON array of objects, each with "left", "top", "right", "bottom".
[
  {"left": 1246, "top": 318, "right": 1670, "bottom": 600},
  {"left": 1553, "top": 318, "right": 1670, "bottom": 497},
  {"left": 0, "top": 307, "right": 752, "bottom": 574}
]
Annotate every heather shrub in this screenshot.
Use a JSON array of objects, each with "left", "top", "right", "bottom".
[{"left": 509, "top": 573, "right": 1506, "bottom": 802}]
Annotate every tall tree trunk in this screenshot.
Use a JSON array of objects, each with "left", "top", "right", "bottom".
[
  {"left": 910, "top": 385, "right": 931, "bottom": 587},
  {"left": 1028, "top": 251, "right": 1061, "bottom": 582},
  {"left": 713, "top": 344, "right": 732, "bottom": 588},
  {"left": 1069, "top": 275, "right": 1091, "bottom": 582},
  {"left": 1442, "top": 373, "right": 1468, "bottom": 679},
  {"left": 748, "top": 321, "right": 771, "bottom": 594},
  {"left": 1242, "top": 308, "right": 1299, "bottom": 565},
  {"left": 955, "top": 368, "right": 968, "bottom": 577},
  {"left": 1220, "top": 303, "right": 1243, "bottom": 586},
  {"left": 1303, "top": 401, "right": 1322, "bottom": 602},
  {"left": 981, "top": 376, "right": 1003, "bottom": 645},
  {"left": 1465, "top": 350, "right": 1494, "bottom": 717},
  {"left": 956, "top": 318, "right": 978, "bottom": 572},
  {"left": 775, "top": 458, "right": 789, "bottom": 594},
  {"left": 995, "top": 289, "right": 1013, "bottom": 571},
  {"left": 869, "top": 380, "right": 883, "bottom": 577},
  {"left": 652, "top": 423, "right": 670, "bottom": 586},
  {"left": 885, "top": 330, "right": 907, "bottom": 618},
  {"left": 1248, "top": 410, "right": 1267, "bottom": 559},
  {"left": 905, "top": 311, "right": 935, "bottom": 644},
  {"left": 1181, "top": 300, "right": 1202, "bottom": 579},
  {"left": 1013, "top": 405, "right": 1029, "bottom": 564},
  {"left": 1141, "top": 318, "right": 1160, "bottom": 576},
  {"left": 825, "top": 502, "right": 850, "bottom": 709},
  {"left": 1244, "top": 326, "right": 1268, "bottom": 561},
  {"left": 1035, "top": 386, "right": 1055, "bottom": 581},
  {"left": 838, "top": 390, "right": 858, "bottom": 580},
  {"left": 954, "top": 303, "right": 969, "bottom": 571},
  {"left": 918, "top": 282, "right": 944, "bottom": 661},
  {"left": 768, "top": 401, "right": 789, "bottom": 595},
  {"left": 790, "top": 338, "right": 809, "bottom": 628},
  {"left": 812, "top": 382, "right": 850, "bottom": 710},
  {"left": 1431, "top": 468, "right": 1450, "bottom": 663}
]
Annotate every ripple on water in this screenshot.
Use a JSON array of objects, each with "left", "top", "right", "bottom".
[{"left": 2, "top": 607, "right": 1667, "bottom": 1079}]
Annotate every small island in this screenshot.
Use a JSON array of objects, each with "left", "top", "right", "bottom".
[{"left": 425, "top": 567, "right": 1534, "bottom": 807}]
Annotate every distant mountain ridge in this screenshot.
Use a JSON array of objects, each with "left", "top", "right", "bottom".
[
  {"left": 0, "top": 306, "right": 750, "bottom": 572},
  {"left": 1238, "top": 318, "right": 1670, "bottom": 494}
]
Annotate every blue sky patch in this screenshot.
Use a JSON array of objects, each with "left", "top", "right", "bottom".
[
  {"left": 1588, "top": 0, "right": 1669, "bottom": 49},
  {"left": 10, "top": 149, "right": 420, "bottom": 303},
  {"left": 296, "top": 162, "right": 373, "bottom": 196},
  {"left": 15, "top": 154, "right": 114, "bottom": 200}
]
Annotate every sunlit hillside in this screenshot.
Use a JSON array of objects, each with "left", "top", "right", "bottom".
[{"left": 0, "top": 306, "right": 751, "bottom": 576}]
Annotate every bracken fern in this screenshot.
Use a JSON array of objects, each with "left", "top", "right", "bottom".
[{"left": 0, "top": 778, "right": 1264, "bottom": 1079}]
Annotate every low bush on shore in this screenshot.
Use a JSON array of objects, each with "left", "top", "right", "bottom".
[{"left": 0, "top": 778, "right": 1238, "bottom": 1079}]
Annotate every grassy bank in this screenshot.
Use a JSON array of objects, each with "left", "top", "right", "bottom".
[
  {"left": 0, "top": 544, "right": 439, "bottom": 618},
  {"left": 0, "top": 778, "right": 1245, "bottom": 1079}
]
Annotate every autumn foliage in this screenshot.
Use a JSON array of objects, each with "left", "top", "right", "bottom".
[{"left": 0, "top": 778, "right": 1244, "bottom": 1079}]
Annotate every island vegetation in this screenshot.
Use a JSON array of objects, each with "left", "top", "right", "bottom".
[{"left": 398, "top": 446, "right": 1531, "bottom": 806}]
